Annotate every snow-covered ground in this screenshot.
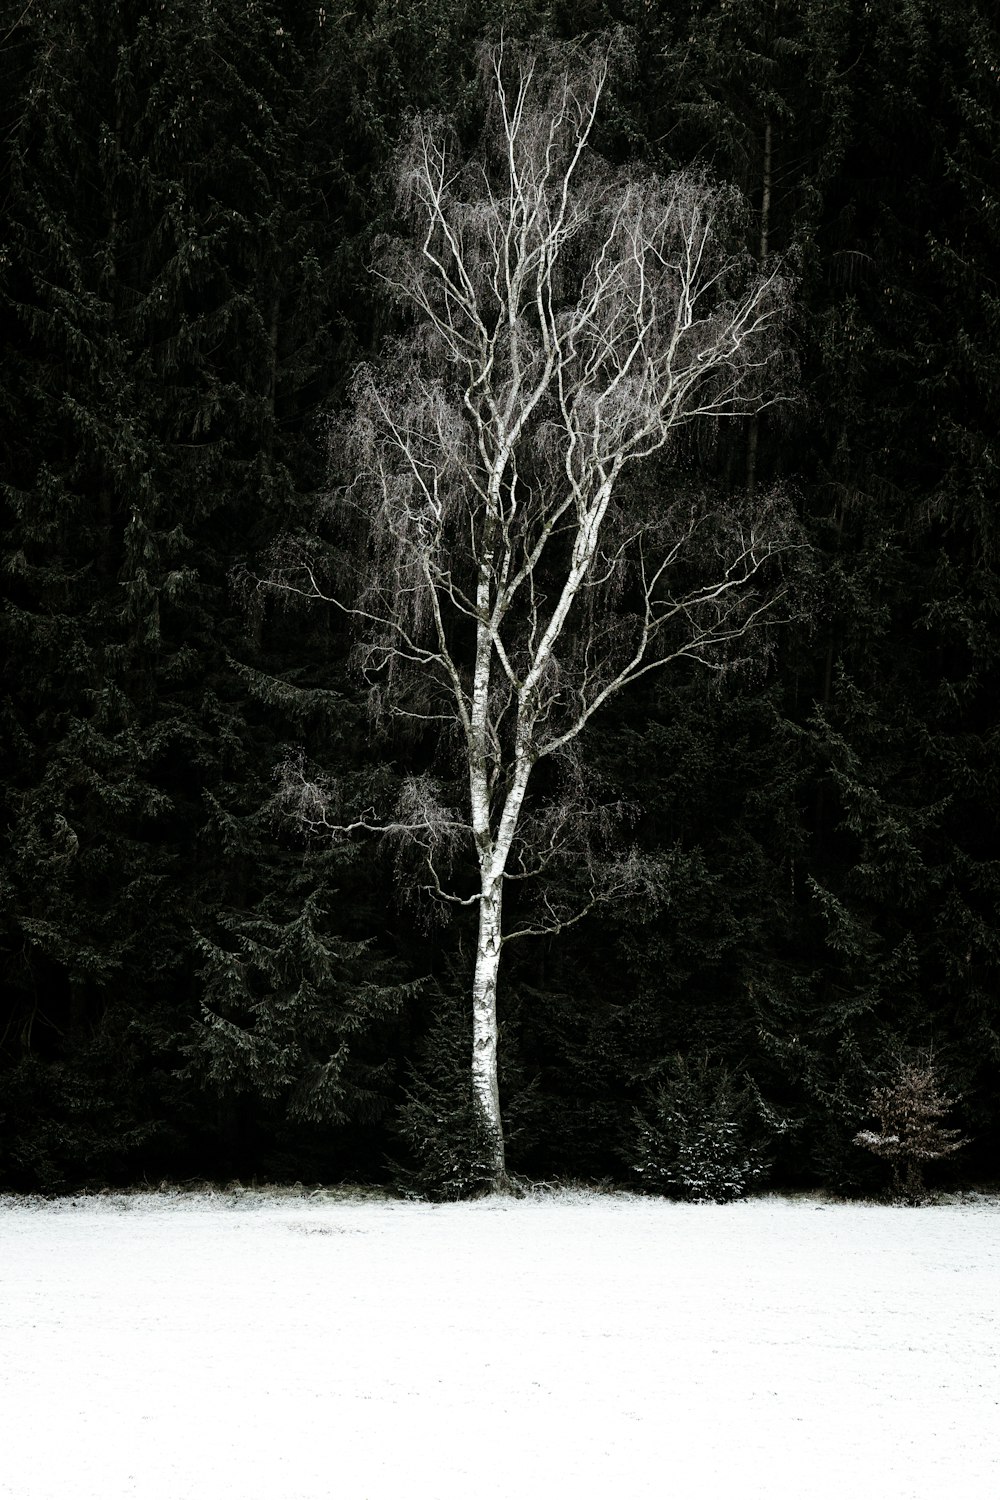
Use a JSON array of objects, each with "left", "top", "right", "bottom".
[{"left": 1, "top": 1189, "right": 997, "bottom": 1500}]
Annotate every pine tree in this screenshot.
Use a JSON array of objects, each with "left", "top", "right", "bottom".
[
  {"left": 496, "top": 0, "right": 1000, "bottom": 1188},
  {"left": 0, "top": 0, "right": 409, "bottom": 1183}
]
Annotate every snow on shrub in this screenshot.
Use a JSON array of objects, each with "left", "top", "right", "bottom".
[
  {"left": 628, "top": 1054, "right": 776, "bottom": 1203},
  {"left": 853, "top": 1057, "right": 968, "bottom": 1202}
]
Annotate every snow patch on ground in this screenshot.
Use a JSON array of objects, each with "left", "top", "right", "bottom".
[{"left": 1, "top": 1190, "right": 998, "bottom": 1498}]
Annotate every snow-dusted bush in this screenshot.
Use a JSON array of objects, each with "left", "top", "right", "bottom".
[
  {"left": 392, "top": 989, "right": 496, "bottom": 1200},
  {"left": 395, "top": 1085, "right": 499, "bottom": 1202},
  {"left": 854, "top": 1058, "right": 968, "bottom": 1202},
  {"left": 629, "top": 1054, "right": 772, "bottom": 1203},
  {"left": 392, "top": 979, "right": 542, "bottom": 1199}
]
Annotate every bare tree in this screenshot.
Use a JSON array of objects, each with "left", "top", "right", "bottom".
[{"left": 271, "top": 36, "right": 795, "bottom": 1190}]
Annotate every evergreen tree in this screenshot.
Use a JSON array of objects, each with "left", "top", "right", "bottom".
[
  {"left": 496, "top": 0, "right": 1000, "bottom": 1188},
  {"left": 0, "top": 0, "right": 410, "bottom": 1184}
]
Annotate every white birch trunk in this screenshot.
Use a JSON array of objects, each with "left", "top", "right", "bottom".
[
  {"left": 469, "top": 702, "right": 533, "bottom": 1187},
  {"left": 471, "top": 874, "right": 505, "bottom": 1184}
]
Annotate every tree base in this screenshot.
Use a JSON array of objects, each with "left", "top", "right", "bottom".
[{"left": 487, "top": 1169, "right": 525, "bottom": 1198}]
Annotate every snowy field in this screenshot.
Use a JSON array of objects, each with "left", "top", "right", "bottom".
[{"left": 1, "top": 1189, "right": 998, "bottom": 1500}]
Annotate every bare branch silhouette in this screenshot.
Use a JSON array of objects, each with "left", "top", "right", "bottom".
[{"left": 268, "top": 35, "right": 797, "bottom": 1188}]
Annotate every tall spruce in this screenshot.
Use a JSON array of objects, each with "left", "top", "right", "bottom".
[
  {"left": 0, "top": 0, "right": 408, "bottom": 1185},
  {"left": 502, "top": 0, "right": 1000, "bottom": 1187}
]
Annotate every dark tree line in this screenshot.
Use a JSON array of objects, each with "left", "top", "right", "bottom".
[{"left": 1, "top": 0, "right": 997, "bottom": 1196}]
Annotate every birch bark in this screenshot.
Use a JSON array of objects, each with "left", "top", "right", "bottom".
[{"left": 471, "top": 874, "right": 505, "bottom": 1177}]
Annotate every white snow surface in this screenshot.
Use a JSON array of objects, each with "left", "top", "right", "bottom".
[{"left": 1, "top": 1189, "right": 998, "bottom": 1499}]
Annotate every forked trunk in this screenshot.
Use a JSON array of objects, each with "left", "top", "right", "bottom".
[{"left": 471, "top": 877, "right": 507, "bottom": 1189}]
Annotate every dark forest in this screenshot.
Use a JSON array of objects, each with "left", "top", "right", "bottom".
[{"left": 2, "top": 0, "right": 998, "bottom": 1199}]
